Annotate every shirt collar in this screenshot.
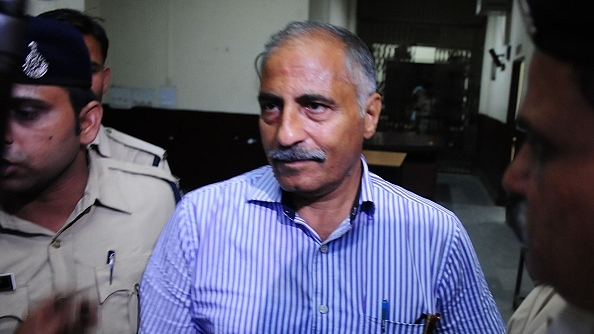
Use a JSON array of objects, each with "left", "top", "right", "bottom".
[
  {"left": 359, "top": 154, "right": 375, "bottom": 209},
  {"left": 89, "top": 124, "right": 112, "bottom": 158},
  {"left": 247, "top": 155, "right": 376, "bottom": 219}
]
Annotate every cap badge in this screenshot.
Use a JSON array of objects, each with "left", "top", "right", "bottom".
[{"left": 22, "top": 41, "right": 49, "bottom": 79}]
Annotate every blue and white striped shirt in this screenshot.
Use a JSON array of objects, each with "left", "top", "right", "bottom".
[{"left": 140, "top": 158, "right": 505, "bottom": 333}]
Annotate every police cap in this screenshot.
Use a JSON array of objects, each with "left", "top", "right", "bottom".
[{"left": 14, "top": 16, "right": 91, "bottom": 88}]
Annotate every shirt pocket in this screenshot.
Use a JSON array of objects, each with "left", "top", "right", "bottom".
[
  {"left": 382, "top": 320, "right": 425, "bottom": 334},
  {"left": 95, "top": 258, "right": 142, "bottom": 334},
  {"left": 0, "top": 287, "right": 28, "bottom": 334},
  {"left": 362, "top": 313, "right": 425, "bottom": 334}
]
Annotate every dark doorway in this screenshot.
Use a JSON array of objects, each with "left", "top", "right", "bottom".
[{"left": 357, "top": 0, "right": 488, "bottom": 173}]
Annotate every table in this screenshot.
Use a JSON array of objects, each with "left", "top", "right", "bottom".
[
  {"left": 362, "top": 150, "right": 407, "bottom": 167},
  {"left": 364, "top": 131, "right": 444, "bottom": 153},
  {"left": 363, "top": 131, "right": 445, "bottom": 199}
]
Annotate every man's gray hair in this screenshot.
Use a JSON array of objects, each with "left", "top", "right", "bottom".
[{"left": 258, "top": 21, "right": 377, "bottom": 116}]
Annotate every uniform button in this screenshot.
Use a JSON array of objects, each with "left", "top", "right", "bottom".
[
  {"left": 319, "top": 305, "right": 328, "bottom": 314},
  {"left": 320, "top": 244, "right": 329, "bottom": 253},
  {"left": 51, "top": 239, "right": 62, "bottom": 248}
]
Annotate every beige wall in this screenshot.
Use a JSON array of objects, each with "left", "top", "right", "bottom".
[
  {"left": 27, "top": 0, "right": 355, "bottom": 113},
  {"left": 25, "top": 0, "right": 533, "bottom": 121},
  {"left": 26, "top": 0, "right": 84, "bottom": 15},
  {"left": 96, "top": 0, "right": 309, "bottom": 113}
]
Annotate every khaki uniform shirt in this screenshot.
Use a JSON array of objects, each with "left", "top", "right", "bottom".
[
  {"left": 507, "top": 284, "right": 594, "bottom": 334},
  {"left": 0, "top": 155, "right": 179, "bottom": 334},
  {"left": 90, "top": 124, "right": 172, "bottom": 173}
]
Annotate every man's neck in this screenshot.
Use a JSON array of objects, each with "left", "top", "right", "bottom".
[{"left": 291, "top": 167, "right": 362, "bottom": 241}]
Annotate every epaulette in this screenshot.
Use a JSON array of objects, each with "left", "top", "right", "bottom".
[
  {"left": 104, "top": 127, "right": 167, "bottom": 160},
  {"left": 101, "top": 158, "right": 182, "bottom": 203}
]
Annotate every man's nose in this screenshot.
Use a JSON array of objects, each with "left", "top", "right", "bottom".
[
  {"left": 276, "top": 105, "right": 306, "bottom": 147},
  {"left": 502, "top": 145, "right": 531, "bottom": 195}
]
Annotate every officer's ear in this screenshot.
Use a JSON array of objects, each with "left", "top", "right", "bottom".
[{"left": 78, "top": 100, "right": 102, "bottom": 146}]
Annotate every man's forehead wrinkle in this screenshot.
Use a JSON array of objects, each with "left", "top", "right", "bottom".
[
  {"left": 262, "top": 33, "right": 353, "bottom": 93},
  {"left": 269, "top": 56, "right": 351, "bottom": 87}
]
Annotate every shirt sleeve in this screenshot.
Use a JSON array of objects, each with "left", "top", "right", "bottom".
[
  {"left": 435, "top": 219, "right": 506, "bottom": 333},
  {"left": 139, "top": 198, "right": 198, "bottom": 333}
]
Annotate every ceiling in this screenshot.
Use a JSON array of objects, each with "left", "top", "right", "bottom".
[{"left": 357, "top": 0, "right": 488, "bottom": 50}]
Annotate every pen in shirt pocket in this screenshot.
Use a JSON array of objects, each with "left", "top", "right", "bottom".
[
  {"left": 107, "top": 250, "right": 115, "bottom": 285},
  {"left": 381, "top": 299, "right": 389, "bottom": 332}
]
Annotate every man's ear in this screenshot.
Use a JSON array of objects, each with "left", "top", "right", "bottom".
[
  {"left": 363, "top": 92, "right": 382, "bottom": 139},
  {"left": 78, "top": 101, "right": 102, "bottom": 146},
  {"left": 101, "top": 66, "right": 111, "bottom": 96}
]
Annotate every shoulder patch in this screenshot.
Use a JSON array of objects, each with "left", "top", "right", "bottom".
[{"left": 104, "top": 127, "right": 166, "bottom": 158}]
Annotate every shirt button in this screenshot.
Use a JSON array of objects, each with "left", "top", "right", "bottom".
[
  {"left": 320, "top": 244, "right": 329, "bottom": 253},
  {"left": 51, "top": 239, "right": 62, "bottom": 248},
  {"left": 319, "top": 305, "right": 329, "bottom": 314}
]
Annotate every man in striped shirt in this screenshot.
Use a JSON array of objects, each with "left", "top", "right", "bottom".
[{"left": 139, "top": 21, "right": 505, "bottom": 333}]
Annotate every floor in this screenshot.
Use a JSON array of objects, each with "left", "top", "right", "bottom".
[{"left": 432, "top": 172, "right": 534, "bottom": 323}]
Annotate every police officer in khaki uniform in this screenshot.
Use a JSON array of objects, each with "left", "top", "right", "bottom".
[
  {"left": 0, "top": 16, "right": 180, "bottom": 333},
  {"left": 38, "top": 8, "right": 173, "bottom": 173}
]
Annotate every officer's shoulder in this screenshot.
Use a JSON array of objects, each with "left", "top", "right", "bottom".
[
  {"left": 99, "top": 158, "right": 182, "bottom": 201},
  {"left": 103, "top": 127, "right": 166, "bottom": 158},
  {"left": 99, "top": 157, "right": 178, "bottom": 184}
]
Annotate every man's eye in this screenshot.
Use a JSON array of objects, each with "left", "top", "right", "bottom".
[
  {"left": 259, "top": 102, "right": 281, "bottom": 123},
  {"left": 305, "top": 102, "right": 327, "bottom": 112},
  {"left": 526, "top": 134, "right": 557, "bottom": 164},
  {"left": 260, "top": 102, "right": 280, "bottom": 112},
  {"left": 12, "top": 108, "right": 39, "bottom": 121}
]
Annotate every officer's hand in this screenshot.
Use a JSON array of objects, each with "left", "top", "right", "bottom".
[{"left": 14, "top": 294, "right": 97, "bottom": 334}]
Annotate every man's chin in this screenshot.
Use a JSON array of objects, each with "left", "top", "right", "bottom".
[
  {"left": 275, "top": 174, "right": 318, "bottom": 195},
  {"left": 276, "top": 174, "right": 305, "bottom": 190},
  {"left": 0, "top": 175, "right": 43, "bottom": 196},
  {"left": 272, "top": 159, "right": 320, "bottom": 176},
  {"left": 506, "top": 193, "right": 529, "bottom": 246}
]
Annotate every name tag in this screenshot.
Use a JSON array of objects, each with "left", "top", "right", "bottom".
[{"left": 0, "top": 273, "right": 15, "bottom": 291}]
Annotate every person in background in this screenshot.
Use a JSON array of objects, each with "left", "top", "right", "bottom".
[
  {"left": 410, "top": 85, "right": 434, "bottom": 133},
  {"left": 504, "top": 0, "right": 594, "bottom": 332},
  {"left": 0, "top": 16, "right": 179, "bottom": 333},
  {"left": 139, "top": 20, "right": 505, "bottom": 333},
  {"left": 38, "top": 8, "right": 174, "bottom": 173}
]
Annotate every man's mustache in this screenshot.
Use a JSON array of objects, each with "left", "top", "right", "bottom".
[
  {"left": 268, "top": 147, "right": 326, "bottom": 162},
  {"left": 506, "top": 193, "right": 529, "bottom": 247}
]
